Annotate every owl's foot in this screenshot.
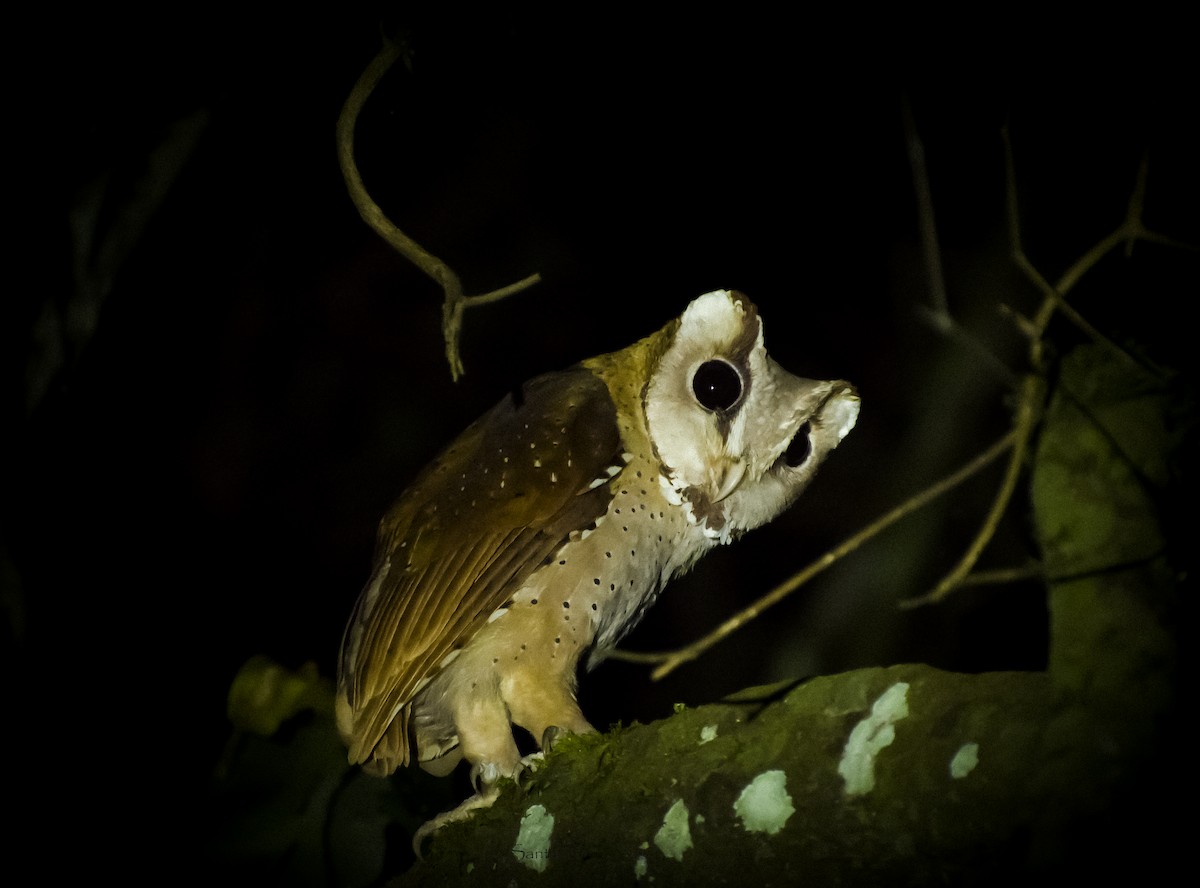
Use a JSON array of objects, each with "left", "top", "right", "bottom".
[
  {"left": 511, "top": 750, "right": 545, "bottom": 789},
  {"left": 519, "top": 750, "right": 545, "bottom": 772},
  {"left": 414, "top": 754, "right": 550, "bottom": 857},
  {"left": 412, "top": 785, "right": 501, "bottom": 858}
]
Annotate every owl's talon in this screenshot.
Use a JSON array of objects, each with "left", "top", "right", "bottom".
[
  {"left": 515, "top": 750, "right": 545, "bottom": 788},
  {"left": 541, "top": 725, "right": 567, "bottom": 752},
  {"left": 469, "top": 760, "right": 504, "bottom": 794}
]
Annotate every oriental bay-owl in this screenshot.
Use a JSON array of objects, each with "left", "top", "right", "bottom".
[{"left": 336, "top": 289, "right": 859, "bottom": 844}]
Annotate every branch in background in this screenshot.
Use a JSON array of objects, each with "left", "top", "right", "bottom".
[
  {"left": 911, "top": 131, "right": 1194, "bottom": 606},
  {"left": 617, "top": 122, "right": 1197, "bottom": 677},
  {"left": 1004, "top": 132, "right": 1184, "bottom": 378},
  {"left": 902, "top": 95, "right": 949, "bottom": 320},
  {"left": 335, "top": 39, "right": 541, "bottom": 381},
  {"left": 608, "top": 430, "right": 1018, "bottom": 679},
  {"left": 904, "top": 96, "right": 1015, "bottom": 386},
  {"left": 900, "top": 374, "right": 1042, "bottom": 608}
]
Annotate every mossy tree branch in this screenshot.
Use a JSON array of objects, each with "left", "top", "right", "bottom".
[{"left": 393, "top": 336, "right": 1184, "bottom": 886}]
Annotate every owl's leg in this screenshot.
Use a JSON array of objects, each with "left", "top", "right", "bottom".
[
  {"left": 412, "top": 693, "right": 524, "bottom": 857},
  {"left": 503, "top": 671, "right": 597, "bottom": 755},
  {"left": 456, "top": 696, "right": 524, "bottom": 784}
]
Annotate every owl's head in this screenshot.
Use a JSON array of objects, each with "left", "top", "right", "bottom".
[{"left": 642, "top": 290, "right": 858, "bottom": 540}]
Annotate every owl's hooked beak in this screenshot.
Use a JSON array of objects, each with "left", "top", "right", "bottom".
[{"left": 712, "top": 460, "right": 747, "bottom": 503}]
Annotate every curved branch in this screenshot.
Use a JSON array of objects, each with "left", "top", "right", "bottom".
[{"left": 335, "top": 40, "right": 541, "bottom": 380}]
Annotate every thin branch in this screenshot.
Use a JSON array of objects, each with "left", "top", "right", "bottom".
[
  {"left": 903, "top": 95, "right": 949, "bottom": 320},
  {"left": 909, "top": 131, "right": 1128, "bottom": 609},
  {"left": 915, "top": 133, "right": 1185, "bottom": 610},
  {"left": 336, "top": 40, "right": 541, "bottom": 380},
  {"left": 915, "top": 304, "right": 1018, "bottom": 385},
  {"left": 1006, "top": 139, "right": 1168, "bottom": 379},
  {"left": 606, "top": 430, "right": 1019, "bottom": 679},
  {"left": 901, "top": 375, "right": 1042, "bottom": 608},
  {"left": 954, "top": 564, "right": 1044, "bottom": 588},
  {"left": 908, "top": 101, "right": 1014, "bottom": 386}
]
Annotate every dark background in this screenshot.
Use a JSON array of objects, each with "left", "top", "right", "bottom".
[{"left": 6, "top": 8, "right": 1195, "bottom": 882}]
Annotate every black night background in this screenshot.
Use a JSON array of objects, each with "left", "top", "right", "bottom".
[{"left": 5, "top": 8, "right": 1196, "bottom": 886}]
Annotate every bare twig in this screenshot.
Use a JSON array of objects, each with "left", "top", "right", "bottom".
[
  {"left": 908, "top": 132, "right": 1136, "bottom": 609},
  {"left": 902, "top": 96, "right": 949, "bottom": 320},
  {"left": 913, "top": 131, "right": 1185, "bottom": 608},
  {"left": 900, "top": 375, "right": 1042, "bottom": 608},
  {"left": 606, "top": 430, "right": 1019, "bottom": 679},
  {"left": 954, "top": 564, "right": 1043, "bottom": 588},
  {"left": 336, "top": 40, "right": 541, "bottom": 380},
  {"left": 1004, "top": 131, "right": 1165, "bottom": 379},
  {"left": 915, "top": 304, "right": 1018, "bottom": 385},
  {"left": 906, "top": 99, "right": 1014, "bottom": 385}
]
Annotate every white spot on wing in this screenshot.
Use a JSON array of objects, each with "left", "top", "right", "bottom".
[{"left": 487, "top": 608, "right": 509, "bottom": 624}]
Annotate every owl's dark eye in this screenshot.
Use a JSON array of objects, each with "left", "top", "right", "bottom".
[
  {"left": 783, "top": 422, "right": 813, "bottom": 467},
  {"left": 692, "top": 360, "right": 743, "bottom": 412}
]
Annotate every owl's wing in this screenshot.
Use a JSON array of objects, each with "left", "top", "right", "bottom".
[{"left": 337, "top": 368, "right": 623, "bottom": 771}]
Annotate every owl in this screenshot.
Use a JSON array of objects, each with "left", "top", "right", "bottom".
[{"left": 336, "top": 289, "right": 859, "bottom": 846}]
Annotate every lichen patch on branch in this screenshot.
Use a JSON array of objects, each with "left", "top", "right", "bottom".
[{"left": 838, "top": 681, "right": 911, "bottom": 796}]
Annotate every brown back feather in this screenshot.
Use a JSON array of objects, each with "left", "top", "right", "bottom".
[{"left": 336, "top": 368, "right": 622, "bottom": 770}]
